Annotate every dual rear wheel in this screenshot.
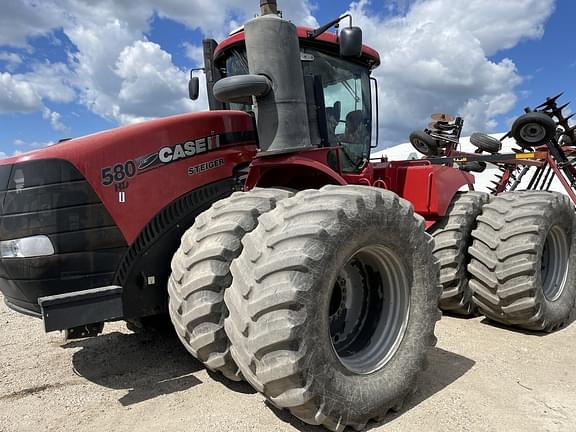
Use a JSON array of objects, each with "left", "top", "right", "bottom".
[
  {"left": 430, "top": 191, "right": 490, "bottom": 316},
  {"left": 433, "top": 190, "right": 576, "bottom": 332},
  {"left": 169, "top": 185, "right": 440, "bottom": 430},
  {"left": 168, "top": 185, "right": 576, "bottom": 431},
  {"left": 468, "top": 191, "right": 576, "bottom": 332},
  {"left": 168, "top": 188, "right": 293, "bottom": 381}
]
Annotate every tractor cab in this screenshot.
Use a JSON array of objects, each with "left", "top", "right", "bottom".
[
  {"left": 193, "top": 1, "right": 471, "bottom": 209},
  {"left": 197, "top": 18, "right": 380, "bottom": 174}
]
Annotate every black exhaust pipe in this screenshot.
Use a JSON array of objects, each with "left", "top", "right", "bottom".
[{"left": 260, "top": 0, "right": 278, "bottom": 15}]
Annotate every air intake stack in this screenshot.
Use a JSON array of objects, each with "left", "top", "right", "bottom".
[
  {"left": 213, "top": 0, "right": 312, "bottom": 153},
  {"left": 246, "top": 0, "right": 312, "bottom": 152}
]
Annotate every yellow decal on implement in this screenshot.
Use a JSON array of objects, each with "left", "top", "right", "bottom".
[
  {"left": 515, "top": 152, "right": 547, "bottom": 160},
  {"left": 515, "top": 153, "right": 535, "bottom": 159}
]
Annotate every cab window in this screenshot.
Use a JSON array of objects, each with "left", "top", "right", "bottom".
[
  {"left": 303, "top": 49, "right": 372, "bottom": 172},
  {"left": 224, "top": 48, "right": 253, "bottom": 113}
]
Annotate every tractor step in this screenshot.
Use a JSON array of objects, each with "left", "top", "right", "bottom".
[{"left": 38, "top": 286, "right": 123, "bottom": 333}]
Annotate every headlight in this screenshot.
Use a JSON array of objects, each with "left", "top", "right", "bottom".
[{"left": 0, "top": 236, "right": 55, "bottom": 258}]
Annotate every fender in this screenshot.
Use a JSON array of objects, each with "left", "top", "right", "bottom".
[
  {"left": 245, "top": 148, "right": 347, "bottom": 190},
  {"left": 373, "top": 160, "right": 474, "bottom": 222}
]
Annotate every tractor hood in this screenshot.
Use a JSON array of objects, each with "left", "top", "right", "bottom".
[
  {"left": 0, "top": 110, "right": 258, "bottom": 244},
  {"left": 0, "top": 111, "right": 255, "bottom": 167}
]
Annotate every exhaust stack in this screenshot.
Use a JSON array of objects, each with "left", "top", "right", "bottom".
[{"left": 260, "top": 0, "right": 278, "bottom": 15}]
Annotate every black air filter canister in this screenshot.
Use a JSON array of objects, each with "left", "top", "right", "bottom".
[{"left": 244, "top": 14, "right": 312, "bottom": 152}]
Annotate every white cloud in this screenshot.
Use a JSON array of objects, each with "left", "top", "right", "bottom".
[
  {"left": 61, "top": 24, "right": 207, "bottom": 123},
  {"left": 348, "top": 0, "right": 554, "bottom": 146},
  {"left": 149, "top": 0, "right": 317, "bottom": 36},
  {"left": 383, "top": 0, "right": 418, "bottom": 16},
  {"left": 0, "top": 62, "right": 74, "bottom": 129},
  {"left": 0, "top": 52, "right": 23, "bottom": 72},
  {"left": 21, "top": 62, "right": 76, "bottom": 104},
  {"left": 0, "top": 72, "right": 42, "bottom": 113},
  {"left": 0, "top": 1, "right": 63, "bottom": 48},
  {"left": 409, "top": 0, "right": 555, "bottom": 56},
  {"left": 52, "top": 0, "right": 317, "bottom": 125},
  {"left": 183, "top": 42, "right": 204, "bottom": 66},
  {"left": 0, "top": 0, "right": 555, "bottom": 146},
  {"left": 42, "top": 108, "right": 68, "bottom": 133},
  {"left": 54, "top": 0, "right": 316, "bottom": 124},
  {"left": 114, "top": 41, "right": 200, "bottom": 123},
  {"left": 0, "top": 0, "right": 315, "bottom": 131}
]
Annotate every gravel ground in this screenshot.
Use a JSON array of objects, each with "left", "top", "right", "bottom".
[{"left": 1, "top": 300, "right": 575, "bottom": 432}]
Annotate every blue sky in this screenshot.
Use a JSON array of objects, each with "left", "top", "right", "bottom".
[{"left": 0, "top": 0, "right": 573, "bottom": 157}]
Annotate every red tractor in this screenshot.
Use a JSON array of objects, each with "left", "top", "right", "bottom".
[{"left": 1, "top": 0, "right": 575, "bottom": 430}]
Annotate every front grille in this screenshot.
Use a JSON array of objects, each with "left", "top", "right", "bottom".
[{"left": 0, "top": 159, "right": 127, "bottom": 313}]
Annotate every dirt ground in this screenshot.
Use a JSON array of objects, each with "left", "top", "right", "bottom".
[{"left": 1, "top": 300, "right": 575, "bottom": 432}]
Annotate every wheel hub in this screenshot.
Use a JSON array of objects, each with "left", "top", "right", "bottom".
[
  {"left": 520, "top": 123, "right": 547, "bottom": 144},
  {"left": 414, "top": 139, "right": 429, "bottom": 153},
  {"left": 328, "top": 245, "right": 410, "bottom": 375},
  {"left": 329, "top": 264, "right": 366, "bottom": 346}
]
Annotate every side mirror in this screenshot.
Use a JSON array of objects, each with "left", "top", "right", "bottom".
[
  {"left": 340, "top": 27, "right": 363, "bottom": 58},
  {"left": 189, "top": 76, "right": 200, "bottom": 101}
]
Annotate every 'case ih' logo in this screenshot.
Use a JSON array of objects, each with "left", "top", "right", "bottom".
[
  {"left": 101, "top": 134, "right": 222, "bottom": 187},
  {"left": 138, "top": 135, "right": 221, "bottom": 171},
  {"left": 158, "top": 135, "right": 220, "bottom": 164}
]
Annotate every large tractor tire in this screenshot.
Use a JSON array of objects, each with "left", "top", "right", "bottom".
[
  {"left": 168, "top": 188, "right": 293, "bottom": 381},
  {"left": 430, "top": 191, "right": 490, "bottom": 316},
  {"left": 468, "top": 191, "right": 576, "bottom": 332},
  {"left": 224, "top": 185, "right": 441, "bottom": 431}
]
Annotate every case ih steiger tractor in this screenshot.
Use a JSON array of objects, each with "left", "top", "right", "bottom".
[{"left": 1, "top": 0, "right": 576, "bottom": 430}]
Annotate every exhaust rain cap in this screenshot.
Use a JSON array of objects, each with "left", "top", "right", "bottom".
[{"left": 260, "top": 0, "right": 278, "bottom": 16}]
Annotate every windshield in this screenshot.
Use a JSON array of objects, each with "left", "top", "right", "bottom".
[
  {"left": 220, "top": 47, "right": 372, "bottom": 172},
  {"left": 303, "top": 49, "right": 372, "bottom": 172}
]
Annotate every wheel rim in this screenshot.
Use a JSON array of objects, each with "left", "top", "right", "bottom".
[
  {"left": 329, "top": 245, "right": 411, "bottom": 374},
  {"left": 413, "top": 139, "right": 429, "bottom": 154},
  {"left": 541, "top": 225, "right": 570, "bottom": 301},
  {"left": 520, "top": 123, "right": 547, "bottom": 144}
]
